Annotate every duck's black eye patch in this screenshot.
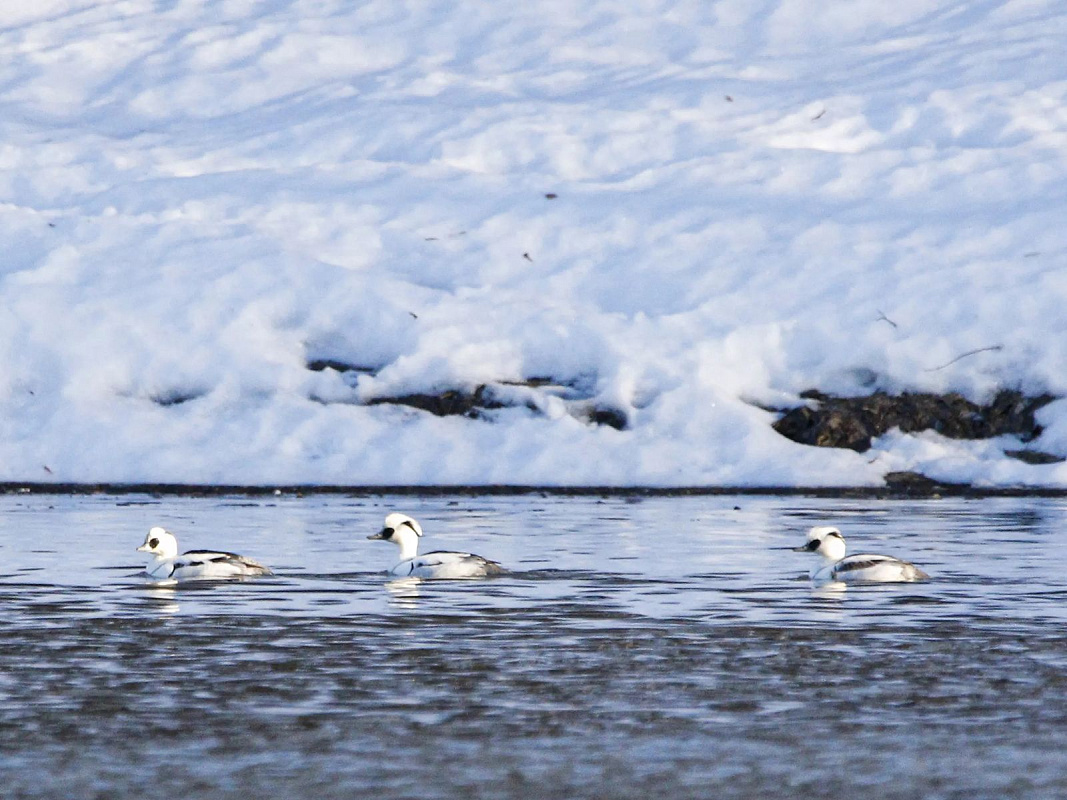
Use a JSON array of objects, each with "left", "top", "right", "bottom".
[
  {"left": 383, "top": 527, "right": 395, "bottom": 537},
  {"left": 803, "top": 539, "right": 822, "bottom": 551},
  {"left": 149, "top": 539, "right": 160, "bottom": 549}
]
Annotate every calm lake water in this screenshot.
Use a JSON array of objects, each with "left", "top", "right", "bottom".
[{"left": 2, "top": 492, "right": 1067, "bottom": 799}]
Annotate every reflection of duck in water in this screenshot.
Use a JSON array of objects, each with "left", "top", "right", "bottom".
[
  {"left": 792, "top": 526, "right": 930, "bottom": 584},
  {"left": 140, "top": 581, "right": 181, "bottom": 615},
  {"left": 136, "top": 527, "right": 273, "bottom": 581},
  {"left": 384, "top": 576, "right": 423, "bottom": 609},
  {"left": 368, "top": 513, "right": 506, "bottom": 579}
]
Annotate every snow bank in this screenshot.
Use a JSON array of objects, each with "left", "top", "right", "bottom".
[{"left": 1, "top": 1, "right": 1065, "bottom": 486}]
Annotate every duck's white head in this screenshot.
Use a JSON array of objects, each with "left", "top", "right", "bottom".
[
  {"left": 793, "top": 526, "right": 846, "bottom": 561},
  {"left": 368, "top": 513, "right": 423, "bottom": 561},
  {"left": 137, "top": 526, "right": 178, "bottom": 559}
]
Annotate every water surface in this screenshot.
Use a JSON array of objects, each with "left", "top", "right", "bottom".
[{"left": 1, "top": 493, "right": 1065, "bottom": 798}]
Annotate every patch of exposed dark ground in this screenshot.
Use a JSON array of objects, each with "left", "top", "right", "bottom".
[
  {"left": 772, "top": 389, "right": 1057, "bottom": 454},
  {"left": 304, "top": 360, "right": 630, "bottom": 430},
  {"left": 769, "top": 389, "right": 1064, "bottom": 484}
]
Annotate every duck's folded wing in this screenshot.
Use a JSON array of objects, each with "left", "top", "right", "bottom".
[
  {"left": 177, "top": 549, "right": 273, "bottom": 573},
  {"left": 833, "top": 553, "right": 899, "bottom": 573},
  {"left": 415, "top": 550, "right": 476, "bottom": 567},
  {"left": 833, "top": 552, "right": 928, "bottom": 581},
  {"left": 416, "top": 550, "right": 506, "bottom": 575}
]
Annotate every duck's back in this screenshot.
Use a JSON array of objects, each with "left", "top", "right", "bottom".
[
  {"left": 826, "top": 553, "right": 929, "bottom": 583},
  {"left": 151, "top": 549, "right": 274, "bottom": 581},
  {"left": 391, "top": 550, "right": 506, "bottom": 579}
]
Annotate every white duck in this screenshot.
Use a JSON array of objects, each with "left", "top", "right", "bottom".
[
  {"left": 136, "top": 526, "right": 273, "bottom": 581},
  {"left": 368, "top": 513, "right": 506, "bottom": 579},
  {"left": 792, "top": 526, "right": 930, "bottom": 584}
]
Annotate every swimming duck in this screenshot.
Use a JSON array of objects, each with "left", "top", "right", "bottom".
[
  {"left": 136, "top": 526, "right": 273, "bottom": 581},
  {"left": 792, "top": 526, "right": 930, "bottom": 584},
  {"left": 368, "top": 513, "right": 506, "bottom": 579}
]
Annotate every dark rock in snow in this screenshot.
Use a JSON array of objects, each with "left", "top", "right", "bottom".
[
  {"left": 1004, "top": 449, "right": 1066, "bottom": 465},
  {"left": 883, "top": 470, "right": 965, "bottom": 494},
  {"left": 366, "top": 386, "right": 506, "bottom": 419},
  {"left": 150, "top": 389, "right": 206, "bottom": 407},
  {"left": 305, "top": 359, "right": 379, "bottom": 374},
  {"left": 585, "top": 406, "right": 628, "bottom": 430}
]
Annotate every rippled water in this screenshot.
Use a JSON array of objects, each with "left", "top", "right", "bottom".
[{"left": 2, "top": 493, "right": 1067, "bottom": 798}]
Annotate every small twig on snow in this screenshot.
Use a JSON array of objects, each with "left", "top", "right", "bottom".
[{"left": 925, "top": 345, "right": 1003, "bottom": 372}]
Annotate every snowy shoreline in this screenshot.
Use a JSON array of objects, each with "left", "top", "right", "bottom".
[{"left": 4, "top": 482, "right": 1067, "bottom": 499}]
